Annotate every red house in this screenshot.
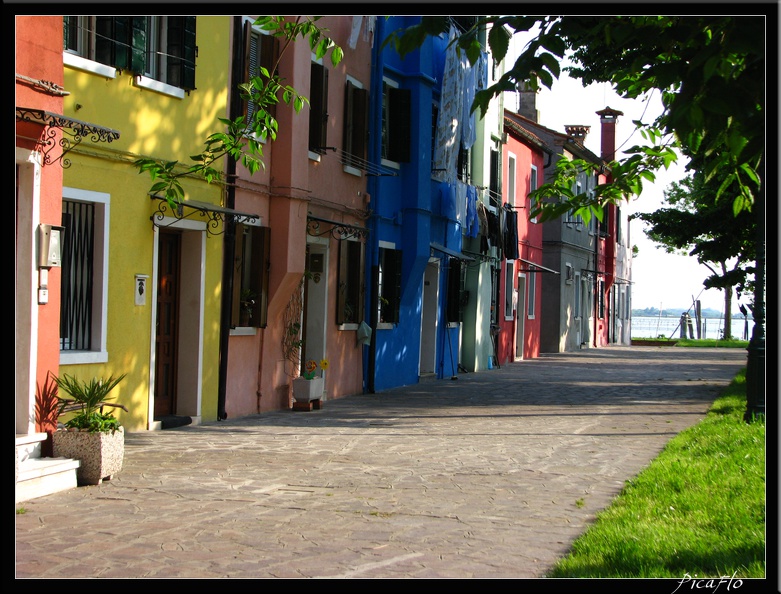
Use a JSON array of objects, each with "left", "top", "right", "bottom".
[{"left": 494, "top": 109, "right": 556, "bottom": 365}]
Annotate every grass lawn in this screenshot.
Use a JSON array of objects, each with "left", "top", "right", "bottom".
[{"left": 546, "top": 368, "right": 766, "bottom": 578}]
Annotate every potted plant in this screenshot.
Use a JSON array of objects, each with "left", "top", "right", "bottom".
[
  {"left": 51, "top": 373, "right": 128, "bottom": 486},
  {"left": 292, "top": 359, "right": 329, "bottom": 404}
]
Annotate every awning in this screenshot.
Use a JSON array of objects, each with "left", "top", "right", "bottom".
[
  {"left": 518, "top": 258, "right": 559, "bottom": 274},
  {"left": 150, "top": 195, "right": 260, "bottom": 236},
  {"left": 430, "top": 242, "right": 474, "bottom": 261},
  {"left": 16, "top": 106, "right": 121, "bottom": 168}
]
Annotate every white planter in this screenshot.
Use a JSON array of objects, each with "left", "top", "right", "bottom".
[{"left": 292, "top": 376, "right": 324, "bottom": 403}]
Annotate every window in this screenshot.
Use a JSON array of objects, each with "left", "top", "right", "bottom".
[
  {"left": 343, "top": 77, "right": 369, "bottom": 169},
  {"left": 565, "top": 180, "right": 584, "bottom": 227},
  {"left": 63, "top": 16, "right": 196, "bottom": 90},
  {"left": 615, "top": 206, "right": 622, "bottom": 245},
  {"left": 527, "top": 270, "right": 536, "bottom": 319},
  {"left": 491, "top": 265, "right": 500, "bottom": 325},
  {"left": 504, "top": 260, "right": 514, "bottom": 319},
  {"left": 456, "top": 146, "right": 470, "bottom": 182},
  {"left": 489, "top": 148, "right": 502, "bottom": 208},
  {"left": 381, "top": 78, "right": 411, "bottom": 164},
  {"left": 337, "top": 239, "right": 365, "bottom": 325},
  {"left": 378, "top": 246, "right": 402, "bottom": 324},
  {"left": 232, "top": 224, "right": 270, "bottom": 328},
  {"left": 243, "top": 18, "right": 278, "bottom": 131},
  {"left": 529, "top": 164, "right": 538, "bottom": 223},
  {"left": 446, "top": 258, "right": 466, "bottom": 323},
  {"left": 507, "top": 153, "right": 516, "bottom": 206},
  {"left": 309, "top": 60, "right": 329, "bottom": 154},
  {"left": 60, "top": 188, "right": 110, "bottom": 363}
]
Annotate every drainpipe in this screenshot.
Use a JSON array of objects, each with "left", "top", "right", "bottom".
[
  {"left": 216, "top": 16, "right": 245, "bottom": 420},
  {"left": 365, "top": 17, "right": 386, "bottom": 394}
]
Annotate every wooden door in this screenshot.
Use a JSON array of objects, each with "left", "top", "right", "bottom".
[{"left": 154, "top": 230, "right": 181, "bottom": 417}]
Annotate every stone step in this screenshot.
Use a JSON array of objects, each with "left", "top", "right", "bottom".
[{"left": 16, "top": 457, "right": 80, "bottom": 504}]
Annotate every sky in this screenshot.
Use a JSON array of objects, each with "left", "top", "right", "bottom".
[{"left": 504, "top": 30, "right": 740, "bottom": 314}]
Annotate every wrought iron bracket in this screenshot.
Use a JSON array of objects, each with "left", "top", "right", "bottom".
[
  {"left": 307, "top": 216, "right": 369, "bottom": 241},
  {"left": 150, "top": 195, "right": 260, "bottom": 237},
  {"left": 16, "top": 107, "right": 120, "bottom": 169}
]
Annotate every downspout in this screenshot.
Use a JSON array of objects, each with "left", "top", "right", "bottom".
[
  {"left": 365, "top": 17, "right": 385, "bottom": 394},
  {"left": 217, "top": 16, "right": 245, "bottom": 420}
]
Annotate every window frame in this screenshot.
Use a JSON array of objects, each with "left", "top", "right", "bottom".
[
  {"left": 527, "top": 269, "right": 536, "bottom": 319},
  {"left": 60, "top": 187, "right": 110, "bottom": 365},
  {"left": 507, "top": 152, "right": 516, "bottom": 207},
  {"left": 529, "top": 164, "right": 538, "bottom": 223}
]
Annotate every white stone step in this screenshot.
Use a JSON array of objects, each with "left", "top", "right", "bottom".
[{"left": 16, "top": 456, "right": 80, "bottom": 504}]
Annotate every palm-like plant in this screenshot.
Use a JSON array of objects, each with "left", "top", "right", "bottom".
[{"left": 53, "top": 373, "right": 128, "bottom": 433}]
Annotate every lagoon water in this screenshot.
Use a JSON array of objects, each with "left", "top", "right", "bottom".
[{"left": 631, "top": 316, "right": 752, "bottom": 340}]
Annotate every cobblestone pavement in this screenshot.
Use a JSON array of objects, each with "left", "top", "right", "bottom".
[{"left": 15, "top": 346, "right": 748, "bottom": 579}]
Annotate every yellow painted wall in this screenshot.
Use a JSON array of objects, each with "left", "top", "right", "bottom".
[{"left": 59, "top": 16, "right": 230, "bottom": 430}]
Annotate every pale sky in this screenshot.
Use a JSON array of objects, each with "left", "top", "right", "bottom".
[{"left": 505, "top": 30, "right": 738, "bottom": 314}]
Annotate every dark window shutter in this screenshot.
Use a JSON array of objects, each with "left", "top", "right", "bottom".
[
  {"left": 490, "top": 149, "right": 502, "bottom": 206},
  {"left": 96, "top": 17, "right": 130, "bottom": 69},
  {"left": 337, "top": 240, "right": 364, "bottom": 325},
  {"left": 309, "top": 62, "right": 328, "bottom": 152},
  {"left": 167, "top": 16, "right": 196, "bottom": 90},
  {"left": 388, "top": 87, "right": 411, "bottom": 162},
  {"left": 259, "top": 33, "right": 278, "bottom": 119},
  {"left": 343, "top": 82, "right": 369, "bottom": 166},
  {"left": 243, "top": 21, "right": 257, "bottom": 122},
  {"left": 382, "top": 249, "right": 402, "bottom": 324},
  {"left": 231, "top": 225, "right": 245, "bottom": 326},
  {"left": 446, "top": 258, "right": 462, "bottom": 323}
]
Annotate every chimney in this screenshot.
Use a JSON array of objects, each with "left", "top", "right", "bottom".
[
  {"left": 516, "top": 80, "right": 539, "bottom": 122},
  {"left": 564, "top": 125, "right": 590, "bottom": 145},
  {"left": 596, "top": 106, "right": 623, "bottom": 162}
]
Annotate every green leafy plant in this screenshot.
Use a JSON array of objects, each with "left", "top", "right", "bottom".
[{"left": 53, "top": 373, "right": 128, "bottom": 434}]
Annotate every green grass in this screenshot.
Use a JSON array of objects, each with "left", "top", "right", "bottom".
[
  {"left": 547, "top": 369, "right": 765, "bottom": 578},
  {"left": 677, "top": 338, "right": 750, "bottom": 349}
]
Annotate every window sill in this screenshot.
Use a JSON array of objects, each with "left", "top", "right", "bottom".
[
  {"left": 380, "top": 158, "right": 401, "bottom": 170},
  {"left": 63, "top": 53, "right": 117, "bottom": 78},
  {"left": 133, "top": 75, "right": 185, "bottom": 99},
  {"left": 342, "top": 165, "right": 362, "bottom": 177},
  {"left": 60, "top": 350, "right": 109, "bottom": 365},
  {"left": 308, "top": 151, "right": 322, "bottom": 162},
  {"left": 338, "top": 323, "right": 360, "bottom": 331},
  {"left": 230, "top": 327, "right": 257, "bottom": 336},
  {"left": 376, "top": 322, "right": 394, "bottom": 330}
]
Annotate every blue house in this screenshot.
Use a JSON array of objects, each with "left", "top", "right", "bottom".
[{"left": 364, "top": 16, "right": 498, "bottom": 392}]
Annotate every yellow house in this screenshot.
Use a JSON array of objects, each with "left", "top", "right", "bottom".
[{"left": 59, "top": 16, "right": 234, "bottom": 431}]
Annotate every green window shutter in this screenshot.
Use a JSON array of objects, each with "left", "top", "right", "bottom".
[
  {"left": 167, "top": 16, "right": 196, "bottom": 90},
  {"left": 130, "top": 17, "right": 147, "bottom": 75}
]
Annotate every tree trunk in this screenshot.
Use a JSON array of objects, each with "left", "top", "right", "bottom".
[{"left": 722, "top": 287, "right": 733, "bottom": 340}]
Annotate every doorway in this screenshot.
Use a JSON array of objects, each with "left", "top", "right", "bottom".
[
  {"left": 515, "top": 273, "right": 526, "bottom": 360},
  {"left": 154, "top": 229, "right": 181, "bottom": 418},
  {"left": 419, "top": 258, "right": 439, "bottom": 376}
]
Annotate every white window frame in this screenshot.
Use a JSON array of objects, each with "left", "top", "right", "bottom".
[
  {"left": 60, "top": 187, "right": 110, "bottom": 365},
  {"left": 507, "top": 152, "right": 516, "bottom": 207},
  {"left": 527, "top": 270, "right": 536, "bottom": 319}
]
